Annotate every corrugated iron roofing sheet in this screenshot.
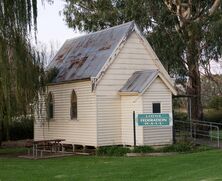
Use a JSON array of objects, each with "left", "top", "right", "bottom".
[
  {"left": 119, "top": 70, "right": 159, "bottom": 93},
  {"left": 47, "top": 21, "right": 135, "bottom": 83}
]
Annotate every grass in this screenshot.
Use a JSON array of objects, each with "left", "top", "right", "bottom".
[
  {"left": 0, "top": 147, "right": 28, "bottom": 154},
  {"left": 1, "top": 149, "right": 222, "bottom": 180}
]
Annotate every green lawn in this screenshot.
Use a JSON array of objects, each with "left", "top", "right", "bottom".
[{"left": 1, "top": 150, "right": 222, "bottom": 181}]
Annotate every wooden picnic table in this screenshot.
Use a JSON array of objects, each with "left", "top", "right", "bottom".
[{"left": 32, "top": 139, "right": 65, "bottom": 157}]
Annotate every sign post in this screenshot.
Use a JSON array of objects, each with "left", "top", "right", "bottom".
[{"left": 133, "top": 111, "right": 136, "bottom": 147}]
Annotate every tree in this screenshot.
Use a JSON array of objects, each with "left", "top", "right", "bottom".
[
  {"left": 0, "top": 0, "right": 50, "bottom": 144},
  {"left": 63, "top": 0, "right": 222, "bottom": 120},
  {"left": 201, "top": 74, "right": 222, "bottom": 108}
]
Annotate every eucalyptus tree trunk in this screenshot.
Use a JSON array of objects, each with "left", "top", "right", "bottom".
[
  {"left": 0, "top": 120, "right": 2, "bottom": 146},
  {"left": 186, "top": 30, "right": 203, "bottom": 120},
  {"left": 187, "top": 58, "right": 203, "bottom": 120}
]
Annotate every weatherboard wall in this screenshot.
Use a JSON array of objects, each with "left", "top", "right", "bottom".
[
  {"left": 142, "top": 77, "right": 173, "bottom": 145},
  {"left": 34, "top": 81, "right": 97, "bottom": 146},
  {"left": 96, "top": 32, "right": 159, "bottom": 146},
  {"left": 121, "top": 96, "right": 143, "bottom": 145}
]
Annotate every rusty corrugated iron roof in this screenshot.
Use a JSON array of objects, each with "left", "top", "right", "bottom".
[
  {"left": 48, "top": 21, "right": 135, "bottom": 83},
  {"left": 119, "top": 70, "right": 159, "bottom": 93}
]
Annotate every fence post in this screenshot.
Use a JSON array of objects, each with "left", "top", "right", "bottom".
[
  {"left": 188, "top": 97, "right": 192, "bottom": 138},
  {"left": 194, "top": 123, "right": 196, "bottom": 141},
  {"left": 217, "top": 126, "right": 220, "bottom": 148},
  {"left": 173, "top": 123, "right": 176, "bottom": 144}
]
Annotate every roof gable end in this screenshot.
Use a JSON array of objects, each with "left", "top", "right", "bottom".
[{"left": 119, "top": 70, "right": 177, "bottom": 95}]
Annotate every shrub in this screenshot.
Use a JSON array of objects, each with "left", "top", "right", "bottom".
[
  {"left": 45, "top": 67, "right": 59, "bottom": 83},
  {"left": 193, "top": 145, "right": 212, "bottom": 152},
  {"left": 132, "top": 146, "right": 155, "bottom": 153},
  {"left": 208, "top": 96, "right": 222, "bottom": 110},
  {"left": 9, "top": 117, "right": 33, "bottom": 140},
  {"left": 96, "top": 146, "right": 130, "bottom": 156},
  {"left": 173, "top": 112, "right": 188, "bottom": 121},
  {"left": 160, "top": 143, "right": 194, "bottom": 153},
  {"left": 203, "top": 109, "right": 222, "bottom": 123}
]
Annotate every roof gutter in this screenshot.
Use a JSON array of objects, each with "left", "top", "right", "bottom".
[
  {"left": 46, "top": 78, "right": 91, "bottom": 86},
  {"left": 118, "top": 92, "right": 140, "bottom": 96}
]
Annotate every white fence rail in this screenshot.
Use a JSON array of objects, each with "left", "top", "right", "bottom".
[{"left": 174, "top": 120, "right": 220, "bottom": 148}]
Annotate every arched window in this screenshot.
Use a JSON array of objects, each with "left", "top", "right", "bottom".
[
  {"left": 70, "top": 90, "right": 77, "bottom": 119},
  {"left": 47, "top": 92, "right": 54, "bottom": 119}
]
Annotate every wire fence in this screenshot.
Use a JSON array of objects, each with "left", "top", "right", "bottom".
[{"left": 174, "top": 120, "right": 220, "bottom": 148}]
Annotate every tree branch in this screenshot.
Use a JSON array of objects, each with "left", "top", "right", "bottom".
[
  {"left": 164, "top": 0, "right": 192, "bottom": 28},
  {"left": 209, "top": 0, "right": 221, "bottom": 16}
]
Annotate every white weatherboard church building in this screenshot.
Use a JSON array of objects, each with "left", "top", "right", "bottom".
[{"left": 34, "top": 21, "right": 177, "bottom": 147}]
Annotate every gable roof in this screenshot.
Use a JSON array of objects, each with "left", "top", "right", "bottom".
[
  {"left": 119, "top": 70, "right": 177, "bottom": 95},
  {"left": 47, "top": 21, "right": 134, "bottom": 83},
  {"left": 48, "top": 21, "right": 176, "bottom": 95},
  {"left": 119, "top": 70, "right": 159, "bottom": 93}
]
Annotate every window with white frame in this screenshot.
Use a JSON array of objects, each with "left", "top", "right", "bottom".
[{"left": 152, "top": 103, "right": 161, "bottom": 113}]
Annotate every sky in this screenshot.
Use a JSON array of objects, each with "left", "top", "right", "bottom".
[
  {"left": 200, "top": 61, "right": 222, "bottom": 75},
  {"left": 35, "top": 0, "right": 82, "bottom": 55}
]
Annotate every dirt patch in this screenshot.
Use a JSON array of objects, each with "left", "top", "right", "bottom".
[
  {"left": 0, "top": 140, "right": 31, "bottom": 158},
  {"left": 0, "top": 152, "right": 26, "bottom": 158}
]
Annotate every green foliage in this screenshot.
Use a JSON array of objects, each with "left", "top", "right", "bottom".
[
  {"left": 159, "top": 143, "right": 212, "bottom": 153},
  {"left": 2, "top": 116, "right": 33, "bottom": 141},
  {"left": 208, "top": 96, "right": 222, "bottom": 110},
  {"left": 173, "top": 112, "right": 188, "bottom": 121},
  {"left": 193, "top": 145, "right": 212, "bottom": 152},
  {"left": 209, "top": 130, "right": 222, "bottom": 140},
  {"left": 203, "top": 109, "right": 222, "bottom": 123},
  {"left": 8, "top": 117, "right": 33, "bottom": 141},
  {"left": 201, "top": 75, "right": 222, "bottom": 108},
  {"left": 96, "top": 146, "right": 130, "bottom": 156},
  {"left": 160, "top": 143, "right": 194, "bottom": 153},
  {"left": 132, "top": 146, "right": 155, "bottom": 153},
  {"left": 0, "top": 1, "right": 48, "bottom": 143},
  {"left": 95, "top": 143, "right": 207, "bottom": 156},
  {"left": 45, "top": 67, "right": 59, "bottom": 83}
]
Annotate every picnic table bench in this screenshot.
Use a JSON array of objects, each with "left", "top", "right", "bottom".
[{"left": 26, "top": 139, "right": 65, "bottom": 158}]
